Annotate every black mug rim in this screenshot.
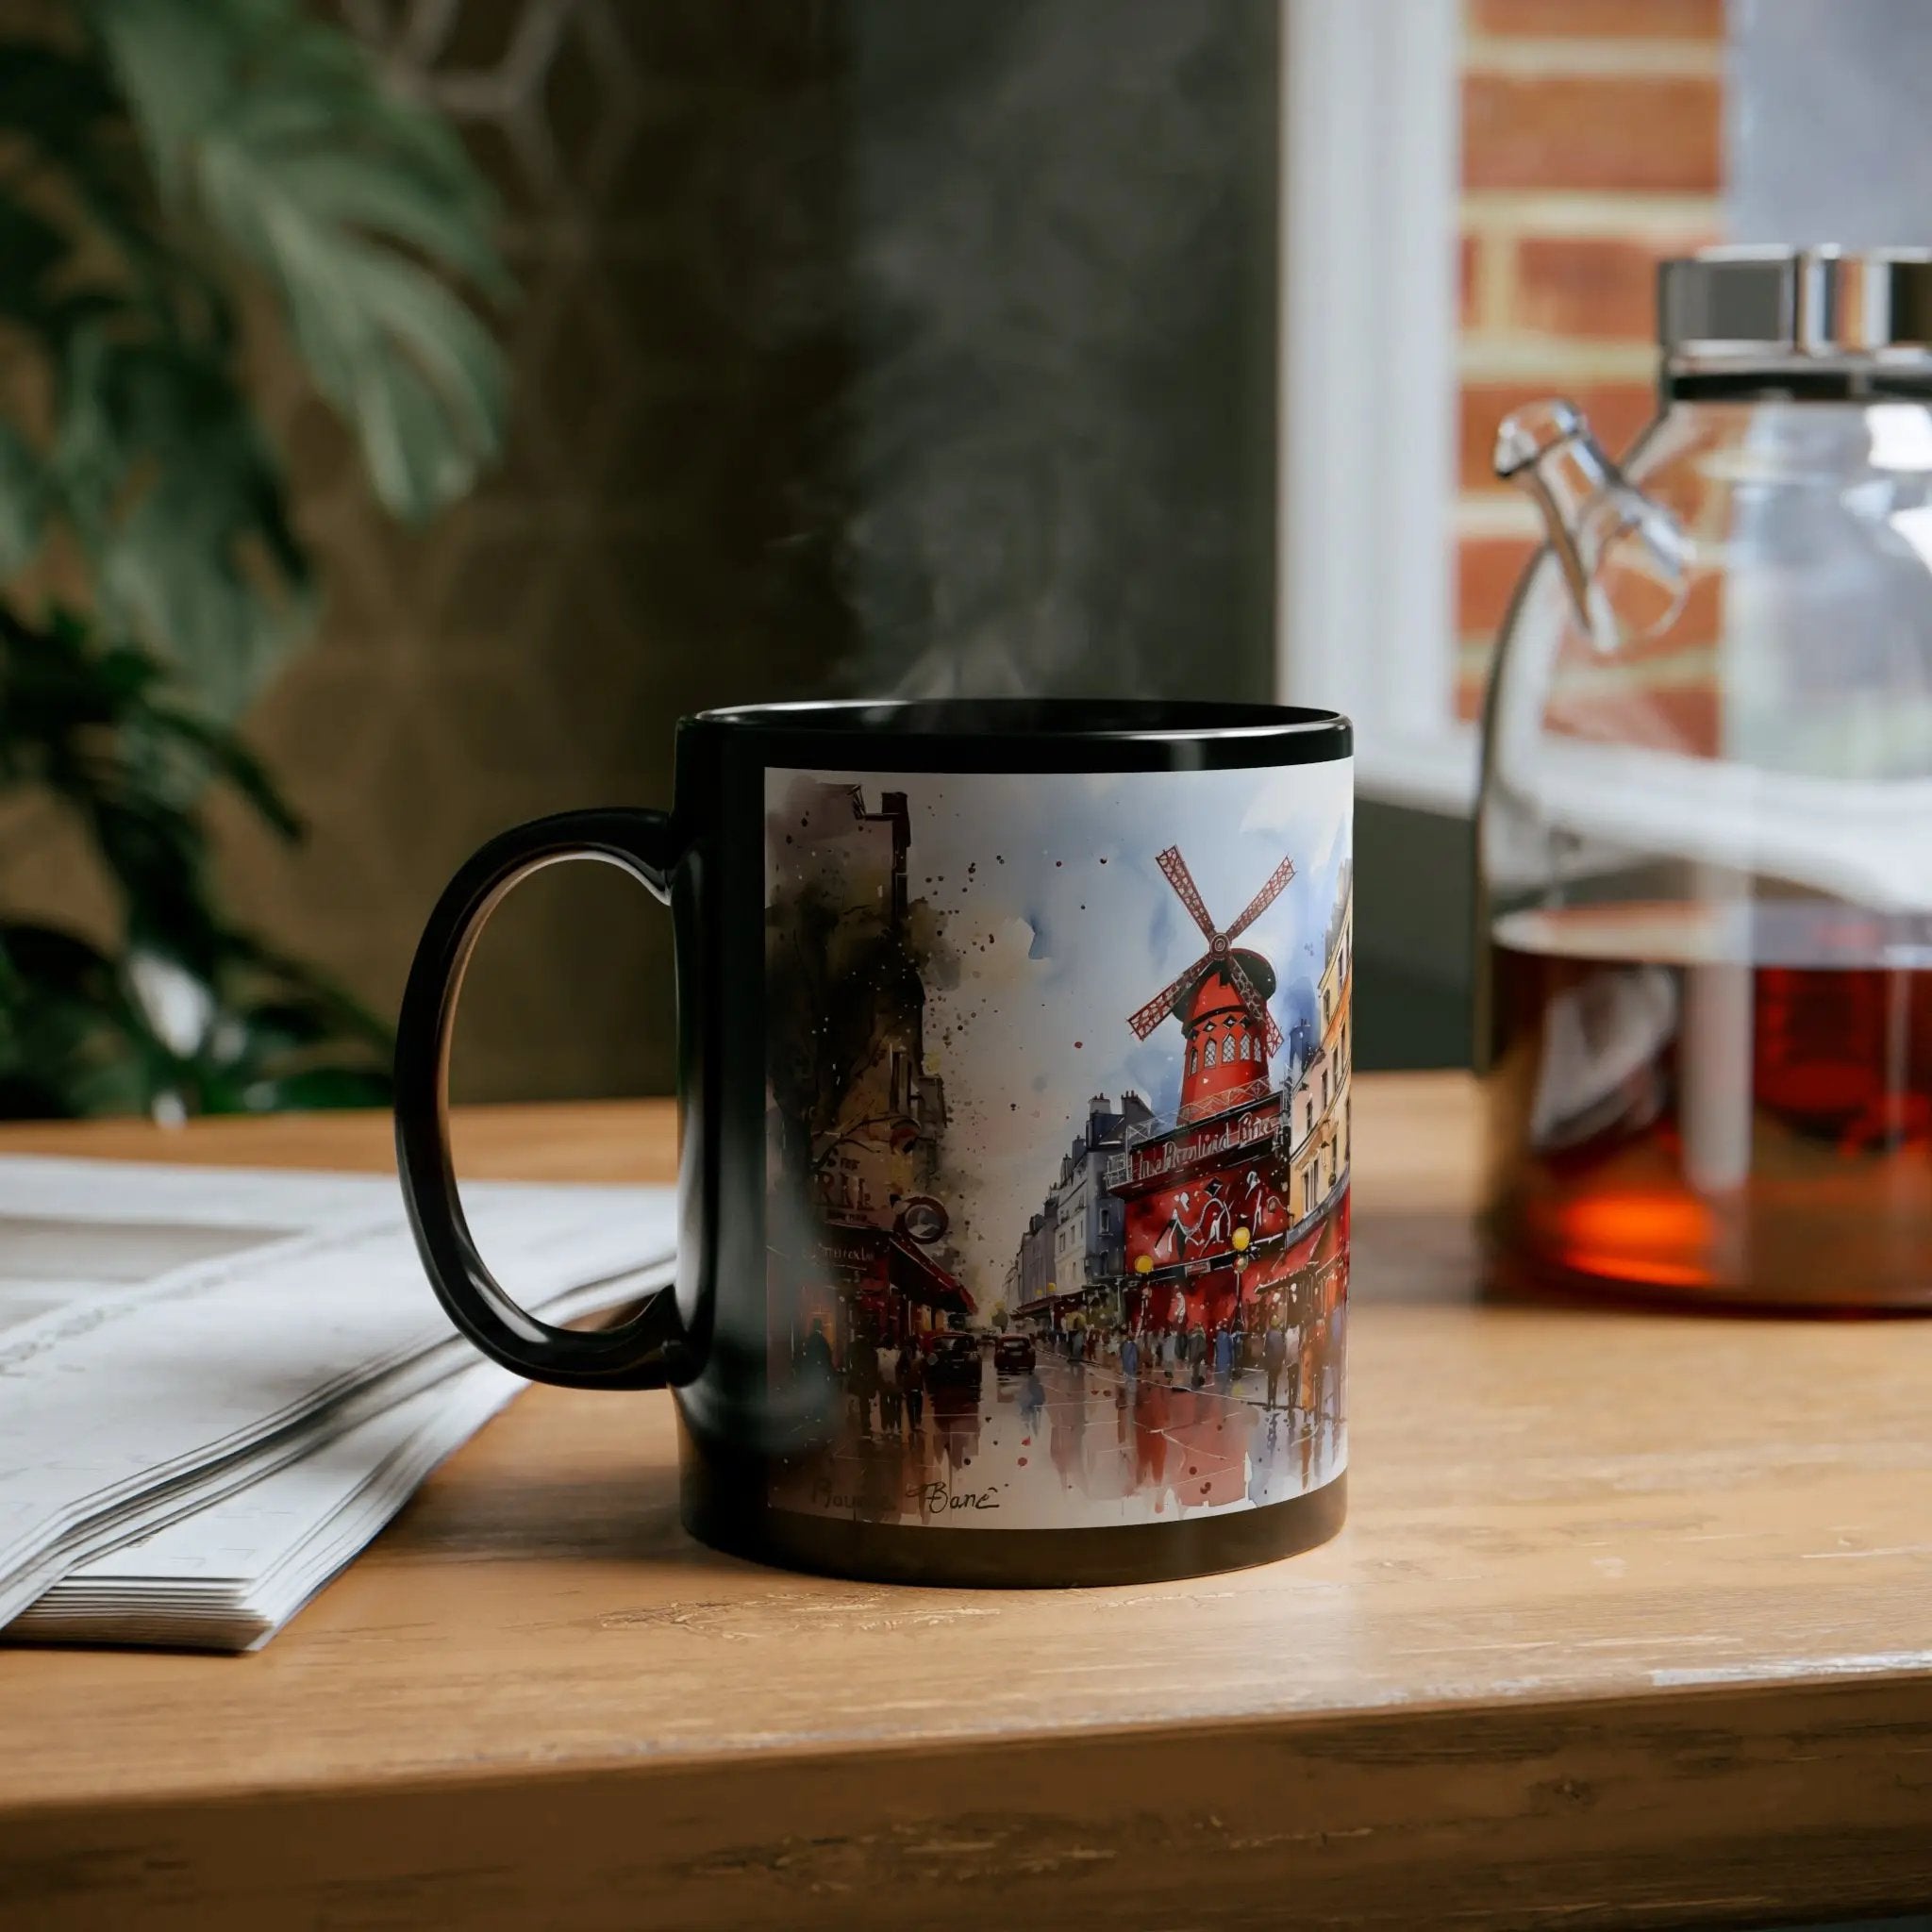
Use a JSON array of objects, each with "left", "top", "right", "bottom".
[{"left": 682, "top": 699, "right": 1352, "bottom": 774}]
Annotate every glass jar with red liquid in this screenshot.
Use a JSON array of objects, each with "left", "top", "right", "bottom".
[{"left": 1479, "top": 248, "right": 1932, "bottom": 1309}]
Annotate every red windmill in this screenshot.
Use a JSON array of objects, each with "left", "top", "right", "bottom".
[{"left": 1128, "top": 847, "right": 1295, "bottom": 1119}]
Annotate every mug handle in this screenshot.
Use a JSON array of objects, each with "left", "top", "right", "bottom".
[{"left": 394, "top": 808, "right": 688, "bottom": 1390}]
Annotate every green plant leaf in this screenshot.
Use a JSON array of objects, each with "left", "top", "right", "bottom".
[
  {"left": 0, "top": 45, "right": 120, "bottom": 156},
  {"left": 269, "top": 233, "right": 507, "bottom": 516},
  {"left": 0, "top": 0, "right": 476, "bottom": 1119},
  {"left": 0, "top": 200, "right": 70, "bottom": 331},
  {"left": 146, "top": 701, "right": 303, "bottom": 839},
  {"left": 224, "top": 932, "right": 394, "bottom": 1052},
  {"left": 87, "top": 0, "right": 510, "bottom": 524},
  {"left": 0, "top": 919, "right": 151, "bottom": 1119},
  {"left": 50, "top": 329, "right": 315, "bottom": 714},
  {"left": 0, "top": 424, "right": 44, "bottom": 575},
  {"left": 0, "top": 41, "right": 218, "bottom": 344}
]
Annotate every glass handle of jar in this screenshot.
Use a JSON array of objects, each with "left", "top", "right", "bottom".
[{"left": 1495, "top": 397, "right": 1690, "bottom": 650}]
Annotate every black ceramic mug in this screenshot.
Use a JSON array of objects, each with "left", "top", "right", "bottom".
[{"left": 395, "top": 700, "right": 1355, "bottom": 1586}]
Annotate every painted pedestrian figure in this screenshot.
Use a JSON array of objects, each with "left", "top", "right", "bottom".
[
  {"left": 1263, "top": 1315, "right": 1288, "bottom": 1411},
  {"left": 845, "top": 1337, "right": 879, "bottom": 1437},
  {"left": 896, "top": 1337, "right": 924, "bottom": 1435}
]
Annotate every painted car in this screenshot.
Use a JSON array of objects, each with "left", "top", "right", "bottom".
[
  {"left": 922, "top": 1330, "right": 984, "bottom": 1386},
  {"left": 992, "top": 1334, "right": 1037, "bottom": 1374}
]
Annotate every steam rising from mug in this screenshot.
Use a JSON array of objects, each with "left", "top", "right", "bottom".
[{"left": 834, "top": 2, "right": 1270, "bottom": 700}]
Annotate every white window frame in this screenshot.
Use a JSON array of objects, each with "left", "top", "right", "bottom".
[{"left": 1276, "top": 0, "right": 1475, "bottom": 816}]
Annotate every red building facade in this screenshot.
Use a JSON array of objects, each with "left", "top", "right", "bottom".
[{"left": 1109, "top": 848, "right": 1348, "bottom": 1341}]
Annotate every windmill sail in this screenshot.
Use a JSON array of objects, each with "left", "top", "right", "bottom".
[{"left": 1124, "top": 846, "right": 1295, "bottom": 1054}]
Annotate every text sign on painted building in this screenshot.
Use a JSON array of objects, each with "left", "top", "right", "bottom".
[
  {"left": 815, "top": 1231, "right": 884, "bottom": 1282},
  {"left": 1122, "top": 1096, "right": 1282, "bottom": 1188}
]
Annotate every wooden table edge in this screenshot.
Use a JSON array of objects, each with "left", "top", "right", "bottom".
[
  {"left": 6, "top": 1653, "right": 1931, "bottom": 1820},
  {"left": 8, "top": 1671, "right": 1932, "bottom": 1928}
]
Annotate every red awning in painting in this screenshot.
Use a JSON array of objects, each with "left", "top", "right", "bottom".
[
  {"left": 886, "top": 1234, "right": 974, "bottom": 1317},
  {"left": 1277, "top": 1190, "right": 1348, "bottom": 1277}
]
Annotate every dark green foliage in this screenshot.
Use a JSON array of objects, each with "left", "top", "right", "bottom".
[
  {"left": 0, "top": 604, "right": 392, "bottom": 1117},
  {"left": 0, "top": 0, "right": 508, "bottom": 1116}
]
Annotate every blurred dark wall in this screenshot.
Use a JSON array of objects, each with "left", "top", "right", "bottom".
[
  {"left": 209, "top": 0, "right": 1278, "bottom": 1103},
  {"left": 1354, "top": 800, "right": 1472, "bottom": 1073}
]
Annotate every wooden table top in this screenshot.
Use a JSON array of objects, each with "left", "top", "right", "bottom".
[{"left": 4, "top": 1074, "right": 1931, "bottom": 1931}]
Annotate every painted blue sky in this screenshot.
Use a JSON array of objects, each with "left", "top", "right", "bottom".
[{"left": 798, "top": 760, "right": 1352, "bottom": 1307}]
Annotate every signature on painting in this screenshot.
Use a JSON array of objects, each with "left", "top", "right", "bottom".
[{"left": 910, "top": 1479, "right": 1002, "bottom": 1517}]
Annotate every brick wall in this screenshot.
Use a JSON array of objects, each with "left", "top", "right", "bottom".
[{"left": 1454, "top": 0, "right": 1725, "bottom": 720}]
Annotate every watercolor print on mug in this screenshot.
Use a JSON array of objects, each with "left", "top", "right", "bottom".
[{"left": 762, "top": 761, "right": 1354, "bottom": 1530}]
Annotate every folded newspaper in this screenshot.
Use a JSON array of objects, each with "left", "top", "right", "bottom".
[{"left": 0, "top": 1156, "right": 675, "bottom": 1652}]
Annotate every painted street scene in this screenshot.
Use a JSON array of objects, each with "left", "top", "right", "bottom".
[{"left": 763, "top": 763, "right": 1352, "bottom": 1529}]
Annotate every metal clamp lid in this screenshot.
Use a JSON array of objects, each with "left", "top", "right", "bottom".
[{"left": 1659, "top": 246, "right": 1932, "bottom": 367}]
